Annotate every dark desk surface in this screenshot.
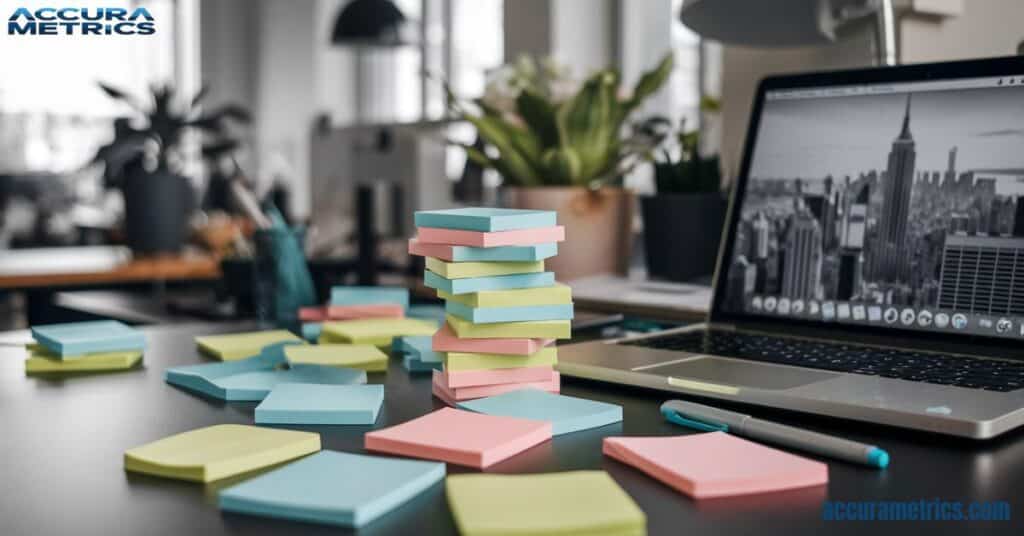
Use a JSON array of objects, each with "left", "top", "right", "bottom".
[{"left": 2, "top": 323, "right": 1022, "bottom": 536}]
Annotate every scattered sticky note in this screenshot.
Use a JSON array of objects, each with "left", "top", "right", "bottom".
[
  {"left": 31, "top": 320, "right": 145, "bottom": 357},
  {"left": 24, "top": 345, "right": 142, "bottom": 374},
  {"left": 603, "top": 432, "right": 829, "bottom": 499},
  {"left": 409, "top": 239, "right": 558, "bottom": 262},
  {"left": 425, "top": 257, "right": 544, "bottom": 279},
  {"left": 416, "top": 225, "right": 565, "bottom": 247},
  {"left": 432, "top": 369, "right": 560, "bottom": 404},
  {"left": 432, "top": 323, "right": 552, "bottom": 356},
  {"left": 438, "top": 284, "right": 571, "bottom": 307},
  {"left": 330, "top": 286, "right": 410, "bottom": 310},
  {"left": 407, "top": 304, "right": 447, "bottom": 322},
  {"left": 218, "top": 450, "right": 445, "bottom": 528},
  {"left": 403, "top": 354, "right": 442, "bottom": 373},
  {"left": 124, "top": 424, "right": 321, "bottom": 483},
  {"left": 321, "top": 318, "right": 438, "bottom": 348},
  {"left": 443, "top": 347, "right": 558, "bottom": 371},
  {"left": 285, "top": 344, "right": 388, "bottom": 372},
  {"left": 443, "top": 366, "right": 554, "bottom": 389},
  {"left": 364, "top": 407, "right": 551, "bottom": 469},
  {"left": 299, "top": 306, "right": 329, "bottom": 322},
  {"left": 326, "top": 304, "right": 405, "bottom": 320},
  {"left": 255, "top": 384, "right": 384, "bottom": 425},
  {"left": 445, "top": 301, "right": 574, "bottom": 324},
  {"left": 446, "top": 314, "right": 571, "bottom": 339},
  {"left": 195, "top": 330, "right": 304, "bottom": 361},
  {"left": 425, "top": 270, "right": 555, "bottom": 295},
  {"left": 394, "top": 336, "right": 442, "bottom": 363},
  {"left": 446, "top": 471, "right": 646, "bottom": 536},
  {"left": 458, "top": 389, "right": 622, "bottom": 436},
  {"left": 414, "top": 207, "right": 556, "bottom": 232}
]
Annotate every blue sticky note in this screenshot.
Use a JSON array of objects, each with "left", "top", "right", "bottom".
[
  {"left": 424, "top": 270, "right": 555, "bottom": 295},
  {"left": 165, "top": 343, "right": 366, "bottom": 401},
  {"left": 403, "top": 354, "right": 442, "bottom": 373},
  {"left": 219, "top": 450, "right": 445, "bottom": 528},
  {"left": 31, "top": 320, "right": 146, "bottom": 357},
  {"left": 445, "top": 301, "right": 575, "bottom": 324},
  {"left": 394, "top": 336, "right": 441, "bottom": 363},
  {"left": 407, "top": 304, "right": 447, "bottom": 323},
  {"left": 301, "top": 322, "right": 323, "bottom": 342},
  {"left": 330, "top": 286, "right": 410, "bottom": 309},
  {"left": 255, "top": 384, "right": 384, "bottom": 425},
  {"left": 458, "top": 389, "right": 623, "bottom": 436},
  {"left": 414, "top": 208, "right": 556, "bottom": 232},
  {"left": 445, "top": 243, "right": 558, "bottom": 262}
]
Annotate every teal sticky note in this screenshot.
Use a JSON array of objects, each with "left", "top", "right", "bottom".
[
  {"left": 445, "top": 301, "right": 575, "bottom": 324},
  {"left": 255, "top": 384, "right": 384, "bottom": 425},
  {"left": 423, "top": 270, "right": 555, "bottom": 295},
  {"left": 219, "top": 450, "right": 445, "bottom": 528},
  {"left": 31, "top": 320, "right": 145, "bottom": 357},
  {"left": 330, "top": 286, "right": 410, "bottom": 309},
  {"left": 458, "top": 389, "right": 623, "bottom": 436},
  {"left": 301, "top": 322, "right": 323, "bottom": 342},
  {"left": 446, "top": 243, "right": 558, "bottom": 262},
  {"left": 414, "top": 208, "right": 556, "bottom": 232},
  {"left": 403, "top": 354, "right": 442, "bottom": 373},
  {"left": 394, "top": 336, "right": 441, "bottom": 363},
  {"left": 407, "top": 304, "right": 447, "bottom": 323}
]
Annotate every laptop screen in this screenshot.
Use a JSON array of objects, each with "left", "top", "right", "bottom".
[{"left": 722, "top": 73, "right": 1024, "bottom": 340}]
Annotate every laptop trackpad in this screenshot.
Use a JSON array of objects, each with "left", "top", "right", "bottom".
[{"left": 643, "top": 357, "right": 839, "bottom": 390}]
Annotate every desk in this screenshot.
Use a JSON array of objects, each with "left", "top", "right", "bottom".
[{"left": 1, "top": 322, "right": 1021, "bottom": 535}]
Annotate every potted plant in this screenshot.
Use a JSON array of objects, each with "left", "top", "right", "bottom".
[
  {"left": 642, "top": 106, "right": 726, "bottom": 282},
  {"left": 447, "top": 55, "right": 673, "bottom": 280},
  {"left": 91, "top": 83, "right": 250, "bottom": 255}
]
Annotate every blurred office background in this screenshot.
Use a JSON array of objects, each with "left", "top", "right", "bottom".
[{"left": 1, "top": 0, "right": 1021, "bottom": 328}]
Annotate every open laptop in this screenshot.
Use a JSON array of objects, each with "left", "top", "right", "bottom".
[{"left": 560, "top": 56, "right": 1024, "bottom": 439}]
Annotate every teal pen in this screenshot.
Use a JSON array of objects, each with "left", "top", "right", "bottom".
[{"left": 661, "top": 400, "right": 890, "bottom": 469}]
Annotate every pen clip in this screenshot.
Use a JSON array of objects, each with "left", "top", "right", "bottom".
[{"left": 660, "top": 406, "right": 729, "bottom": 433}]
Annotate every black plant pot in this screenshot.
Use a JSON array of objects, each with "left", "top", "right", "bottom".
[
  {"left": 641, "top": 193, "right": 727, "bottom": 282},
  {"left": 122, "top": 171, "right": 194, "bottom": 255}
]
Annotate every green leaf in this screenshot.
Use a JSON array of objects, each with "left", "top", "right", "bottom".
[
  {"left": 623, "top": 52, "right": 674, "bottom": 114},
  {"left": 515, "top": 90, "right": 560, "bottom": 148},
  {"left": 541, "top": 147, "right": 582, "bottom": 185}
]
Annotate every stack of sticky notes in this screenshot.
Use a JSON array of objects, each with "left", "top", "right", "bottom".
[
  {"left": 394, "top": 335, "right": 442, "bottom": 373},
  {"left": 25, "top": 320, "right": 146, "bottom": 374},
  {"left": 408, "top": 208, "right": 572, "bottom": 404},
  {"left": 219, "top": 450, "right": 445, "bottom": 528},
  {"left": 603, "top": 432, "right": 829, "bottom": 499},
  {"left": 446, "top": 471, "right": 646, "bottom": 536},
  {"left": 299, "top": 286, "right": 411, "bottom": 342}
]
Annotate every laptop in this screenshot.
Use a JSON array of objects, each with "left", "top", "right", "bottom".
[{"left": 560, "top": 56, "right": 1024, "bottom": 439}]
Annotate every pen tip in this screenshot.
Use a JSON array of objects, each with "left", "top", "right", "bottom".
[{"left": 867, "top": 447, "right": 889, "bottom": 469}]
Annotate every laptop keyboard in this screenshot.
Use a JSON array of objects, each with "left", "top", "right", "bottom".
[{"left": 621, "top": 330, "right": 1024, "bottom": 392}]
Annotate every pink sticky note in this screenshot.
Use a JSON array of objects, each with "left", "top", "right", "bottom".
[
  {"left": 432, "top": 323, "right": 553, "bottom": 355},
  {"left": 416, "top": 226, "right": 565, "bottom": 247},
  {"left": 432, "top": 369, "right": 560, "bottom": 403},
  {"left": 326, "top": 304, "right": 405, "bottom": 320},
  {"left": 443, "top": 366, "right": 554, "bottom": 388},
  {"left": 603, "top": 433, "right": 828, "bottom": 499},
  {"left": 408, "top": 239, "right": 457, "bottom": 261},
  {"left": 299, "top": 306, "right": 329, "bottom": 322},
  {"left": 364, "top": 407, "right": 551, "bottom": 468}
]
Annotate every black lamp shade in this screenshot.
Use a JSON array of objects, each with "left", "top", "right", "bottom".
[{"left": 331, "top": 0, "right": 411, "bottom": 47}]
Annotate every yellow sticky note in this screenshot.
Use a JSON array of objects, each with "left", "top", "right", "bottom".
[
  {"left": 321, "top": 318, "right": 438, "bottom": 348},
  {"left": 438, "top": 283, "right": 572, "bottom": 307},
  {"left": 284, "top": 344, "right": 389, "bottom": 373},
  {"left": 124, "top": 424, "right": 320, "bottom": 483},
  {"left": 443, "top": 347, "right": 558, "bottom": 371},
  {"left": 446, "top": 314, "right": 571, "bottom": 340},
  {"left": 25, "top": 345, "right": 142, "bottom": 374},
  {"left": 425, "top": 257, "right": 544, "bottom": 279},
  {"left": 446, "top": 471, "right": 646, "bottom": 536},
  {"left": 195, "top": 330, "right": 304, "bottom": 361}
]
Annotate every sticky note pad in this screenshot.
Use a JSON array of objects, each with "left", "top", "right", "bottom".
[
  {"left": 124, "top": 424, "right": 321, "bottom": 483},
  {"left": 416, "top": 226, "right": 565, "bottom": 247},
  {"left": 25, "top": 345, "right": 142, "bottom": 374},
  {"left": 425, "top": 257, "right": 544, "bottom": 279},
  {"left": 443, "top": 347, "right": 558, "bottom": 371},
  {"left": 459, "top": 389, "right": 622, "bottom": 436},
  {"left": 394, "top": 336, "right": 442, "bottom": 363},
  {"left": 447, "top": 314, "right": 571, "bottom": 339},
  {"left": 443, "top": 366, "right": 554, "bottom": 389},
  {"left": 330, "top": 286, "right": 410, "bottom": 310},
  {"left": 31, "top": 320, "right": 145, "bottom": 357},
  {"left": 425, "top": 270, "right": 555, "bottom": 295},
  {"left": 364, "top": 407, "right": 551, "bottom": 469},
  {"left": 414, "top": 207, "right": 556, "bottom": 232},
  {"left": 196, "top": 330, "right": 304, "bottom": 361},
  {"left": 407, "top": 304, "right": 447, "bottom": 322},
  {"left": 299, "top": 306, "right": 329, "bottom": 322},
  {"left": 603, "top": 432, "right": 829, "bottom": 499},
  {"left": 432, "top": 369, "right": 560, "bottom": 404},
  {"left": 439, "top": 284, "right": 571, "bottom": 308},
  {"left": 445, "top": 301, "right": 574, "bottom": 324},
  {"left": 446, "top": 471, "right": 645, "bottom": 536},
  {"left": 409, "top": 239, "right": 558, "bottom": 262},
  {"left": 326, "top": 304, "right": 405, "bottom": 320},
  {"left": 403, "top": 354, "right": 443, "bottom": 373},
  {"left": 285, "top": 344, "right": 389, "bottom": 372},
  {"left": 219, "top": 450, "right": 445, "bottom": 528},
  {"left": 432, "top": 323, "right": 552, "bottom": 356},
  {"left": 255, "top": 384, "right": 384, "bottom": 425},
  {"left": 321, "top": 318, "right": 438, "bottom": 348}
]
